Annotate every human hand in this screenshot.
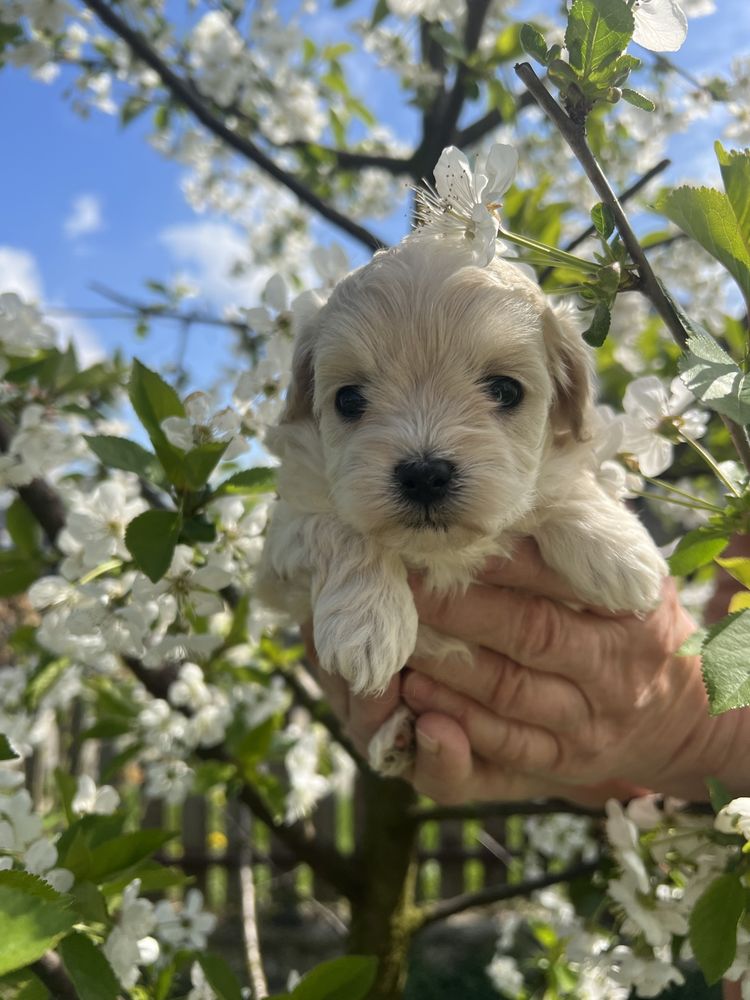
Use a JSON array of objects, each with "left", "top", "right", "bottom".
[{"left": 402, "top": 538, "right": 750, "bottom": 806}]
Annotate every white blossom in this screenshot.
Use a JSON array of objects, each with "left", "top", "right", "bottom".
[
  {"left": 161, "top": 391, "right": 247, "bottom": 462},
  {"left": 415, "top": 143, "right": 518, "bottom": 266},
  {"left": 284, "top": 726, "right": 330, "bottom": 823},
  {"left": 153, "top": 889, "right": 217, "bottom": 950},
  {"left": 715, "top": 797, "right": 750, "bottom": 839},
  {"left": 619, "top": 375, "right": 708, "bottom": 477},
  {"left": 188, "top": 962, "right": 218, "bottom": 1000},
  {"left": 71, "top": 775, "right": 120, "bottom": 815},
  {"left": 486, "top": 954, "right": 524, "bottom": 998},
  {"left": 103, "top": 879, "right": 160, "bottom": 989}
]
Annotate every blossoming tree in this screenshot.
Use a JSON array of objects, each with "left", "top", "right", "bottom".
[{"left": 1, "top": 0, "right": 750, "bottom": 998}]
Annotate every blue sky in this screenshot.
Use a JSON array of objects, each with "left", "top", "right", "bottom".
[{"left": 1, "top": 0, "right": 748, "bottom": 391}]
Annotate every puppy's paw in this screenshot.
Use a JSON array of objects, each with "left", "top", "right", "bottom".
[
  {"left": 560, "top": 532, "right": 668, "bottom": 613},
  {"left": 368, "top": 704, "right": 415, "bottom": 776},
  {"left": 313, "top": 583, "right": 418, "bottom": 695}
]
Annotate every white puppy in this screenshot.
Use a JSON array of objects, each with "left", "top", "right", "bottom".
[{"left": 258, "top": 236, "right": 667, "bottom": 774}]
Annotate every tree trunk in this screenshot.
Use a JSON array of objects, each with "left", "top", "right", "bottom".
[{"left": 348, "top": 771, "right": 420, "bottom": 1000}]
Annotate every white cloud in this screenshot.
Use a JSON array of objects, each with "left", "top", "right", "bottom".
[
  {"left": 159, "top": 221, "right": 269, "bottom": 309},
  {"left": 0, "top": 246, "right": 43, "bottom": 300},
  {"left": 64, "top": 193, "right": 104, "bottom": 239},
  {"left": 0, "top": 244, "right": 103, "bottom": 364}
]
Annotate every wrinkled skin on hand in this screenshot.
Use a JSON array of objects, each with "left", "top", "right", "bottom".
[{"left": 304, "top": 538, "right": 750, "bottom": 807}]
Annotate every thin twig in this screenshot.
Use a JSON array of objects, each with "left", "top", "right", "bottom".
[
  {"left": 539, "top": 157, "right": 671, "bottom": 285},
  {"left": 415, "top": 859, "right": 601, "bottom": 929},
  {"left": 514, "top": 61, "right": 750, "bottom": 473},
  {"left": 80, "top": 0, "right": 386, "bottom": 253},
  {"left": 237, "top": 807, "right": 269, "bottom": 999}
]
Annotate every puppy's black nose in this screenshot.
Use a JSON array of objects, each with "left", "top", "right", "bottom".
[{"left": 394, "top": 457, "right": 456, "bottom": 507}]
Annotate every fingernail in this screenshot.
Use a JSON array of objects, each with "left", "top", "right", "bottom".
[{"left": 416, "top": 728, "right": 439, "bottom": 755}]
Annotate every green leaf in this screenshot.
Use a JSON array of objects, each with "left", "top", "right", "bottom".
[
  {"left": 591, "top": 202, "right": 615, "bottom": 240},
  {"left": 0, "top": 969, "right": 50, "bottom": 1000},
  {"left": 565, "top": 0, "right": 634, "bottom": 81},
  {"left": 59, "top": 932, "right": 119, "bottom": 1000},
  {"left": 620, "top": 87, "right": 655, "bottom": 111},
  {"left": 657, "top": 186, "right": 750, "bottom": 307},
  {"left": 677, "top": 628, "right": 707, "bottom": 656},
  {"left": 290, "top": 956, "right": 378, "bottom": 1000},
  {"left": 84, "top": 435, "right": 161, "bottom": 480},
  {"left": 120, "top": 95, "right": 149, "bottom": 126},
  {"left": 64, "top": 828, "right": 175, "bottom": 883},
  {"left": 706, "top": 777, "right": 733, "bottom": 814},
  {"left": 0, "top": 733, "right": 19, "bottom": 761},
  {"left": 0, "top": 872, "right": 75, "bottom": 975},
  {"left": 701, "top": 609, "right": 750, "bottom": 714},
  {"left": 128, "top": 359, "right": 187, "bottom": 488},
  {"left": 668, "top": 528, "right": 729, "bottom": 575},
  {"left": 520, "top": 23, "right": 548, "bottom": 65},
  {"left": 183, "top": 440, "right": 229, "bottom": 490},
  {"left": 179, "top": 517, "right": 217, "bottom": 545},
  {"left": 689, "top": 873, "right": 744, "bottom": 983},
  {"left": 6, "top": 500, "right": 40, "bottom": 557},
  {"left": 212, "top": 467, "right": 276, "bottom": 498},
  {"left": 125, "top": 509, "right": 181, "bottom": 583},
  {"left": 68, "top": 881, "right": 109, "bottom": 924},
  {"left": 582, "top": 302, "right": 611, "bottom": 347},
  {"left": 370, "top": 0, "right": 389, "bottom": 28},
  {"left": 678, "top": 328, "right": 750, "bottom": 425},
  {"left": 0, "top": 551, "right": 43, "bottom": 598},
  {"left": 197, "top": 954, "right": 243, "bottom": 1000},
  {"left": 715, "top": 141, "right": 750, "bottom": 254},
  {"left": 716, "top": 557, "right": 750, "bottom": 588}
]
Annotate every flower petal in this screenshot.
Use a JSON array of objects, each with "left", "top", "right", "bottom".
[
  {"left": 632, "top": 0, "right": 688, "bottom": 52},
  {"left": 482, "top": 143, "right": 519, "bottom": 202},
  {"left": 433, "top": 146, "right": 474, "bottom": 207}
]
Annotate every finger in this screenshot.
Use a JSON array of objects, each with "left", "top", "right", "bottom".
[
  {"left": 411, "top": 714, "right": 551, "bottom": 803},
  {"left": 408, "top": 648, "right": 589, "bottom": 733},
  {"left": 479, "top": 537, "right": 581, "bottom": 603},
  {"left": 404, "top": 673, "right": 562, "bottom": 773},
  {"left": 410, "top": 579, "right": 606, "bottom": 679}
]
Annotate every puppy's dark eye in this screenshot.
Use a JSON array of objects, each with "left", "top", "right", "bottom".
[
  {"left": 482, "top": 376, "right": 524, "bottom": 410},
  {"left": 335, "top": 385, "right": 367, "bottom": 421}
]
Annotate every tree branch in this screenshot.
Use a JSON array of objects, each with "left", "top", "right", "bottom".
[
  {"left": 515, "top": 61, "right": 750, "bottom": 472},
  {"left": 31, "top": 953, "right": 79, "bottom": 999},
  {"left": 415, "top": 859, "right": 600, "bottom": 929},
  {"left": 453, "top": 91, "right": 535, "bottom": 148},
  {"left": 80, "top": 0, "right": 386, "bottom": 253},
  {"left": 289, "top": 142, "right": 413, "bottom": 176},
  {"left": 438, "top": 0, "right": 494, "bottom": 147},
  {"left": 411, "top": 799, "right": 604, "bottom": 824}
]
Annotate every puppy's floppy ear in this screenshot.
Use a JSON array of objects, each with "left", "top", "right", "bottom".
[
  {"left": 280, "top": 290, "right": 325, "bottom": 424},
  {"left": 542, "top": 304, "right": 593, "bottom": 441}
]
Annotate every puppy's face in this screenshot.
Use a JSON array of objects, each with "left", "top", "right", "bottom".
[{"left": 285, "top": 241, "right": 590, "bottom": 555}]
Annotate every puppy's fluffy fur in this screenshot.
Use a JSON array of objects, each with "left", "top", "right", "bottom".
[{"left": 258, "top": 237, "right": 667, "bottom": 773}]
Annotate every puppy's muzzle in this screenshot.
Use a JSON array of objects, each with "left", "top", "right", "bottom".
[{"left": 394, "top": 456, "right": 457, "bottom": 508}]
